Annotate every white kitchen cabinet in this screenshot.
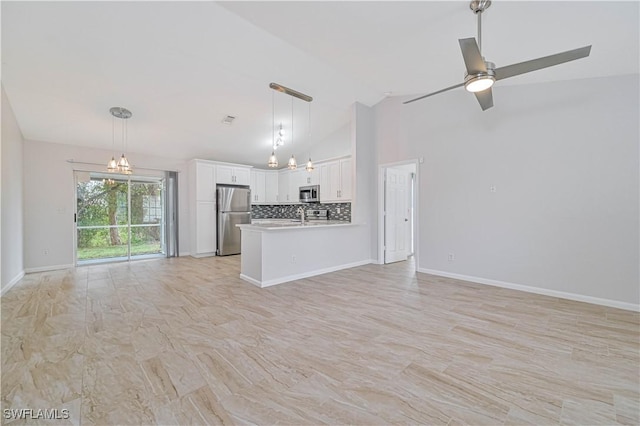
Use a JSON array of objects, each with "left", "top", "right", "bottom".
[
  {"left": 339, "top": 157, "right": 352, "bottom": 200},
  {"left": 216, "top": 164, "right": 251, "bottom": 185},
  {"left": 188, "top": 159, "right": 218, "bottom": 257},
  {"left": 319, "top": 157, "right": 351, "bottom": 202},
  {"left": 265, "top": 171, "right": 278, "bottom": 203},
  {"left": 278, "top": 169, "right": 293, "bottom": 203},
  {"left": 251, "top": 169, "right": 279, "bottom": 204},
  {"left": 303, "top": 167, "right": 319, "bottom": 186},
  {"left": 195, "top": 161, "right": 216, "bottom": 201},
  {"left": 250, "top": 170, "right": 266, "bottom": 204},
  {"left": 195, "top": 201, "right": 216, "bottom": 255},
  {"left": 289, "top": 169, "right": 306, "bottom": 200}
]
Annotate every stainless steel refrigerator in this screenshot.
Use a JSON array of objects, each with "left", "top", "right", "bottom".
[{"left": 216, "top": 185, "right": 251, "bottom": 256}]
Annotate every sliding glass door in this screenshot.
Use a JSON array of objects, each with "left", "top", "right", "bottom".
[
  {"left": 75, "top": 173, "right": 167, "bottom": 264},
  {"left": 130, "top": 179, "right": 164, "bottom": 257}
]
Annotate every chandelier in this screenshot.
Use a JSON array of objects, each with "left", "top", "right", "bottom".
[{"left": 107, "top": 107, "right": 133, "bottom": 175}]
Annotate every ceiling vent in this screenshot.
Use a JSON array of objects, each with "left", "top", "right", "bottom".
[{"left": 221, "top": 115, "right": 236, "bottom": 125}]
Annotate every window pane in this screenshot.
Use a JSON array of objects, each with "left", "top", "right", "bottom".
[{"left": 77, "top": 226, "right": 129, "bottom": 260}]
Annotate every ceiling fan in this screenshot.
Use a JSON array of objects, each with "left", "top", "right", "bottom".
[{"left": 404, "top": 0, "right": 592, "bottom": 111}]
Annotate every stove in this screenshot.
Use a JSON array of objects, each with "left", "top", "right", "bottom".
[{"left": 305, "top": 209, "right": 329, "bottom": 220}]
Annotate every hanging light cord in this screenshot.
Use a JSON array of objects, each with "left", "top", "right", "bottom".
[
  {"left": 112, "top": 114, "right": 115, "bottom": 156},
  {"left": 308, "top": 102, "right": 311, "bottom": 155},
  {"left": 124, "top": 113, "right": 128, "bottom": 155}
]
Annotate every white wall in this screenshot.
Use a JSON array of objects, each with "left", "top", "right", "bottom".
[
  {"left": 309, "top": 123, "right": 352, "bottom": 162},
  {"left": 22, "top": 140, "right": 190, "bottom": 271},
  {"left": 374, "top": 74, "right": 639, "bottom": 308},
  {"left": 1, "top": 86, "right": 25, "bottom": 293},
  {"left": 352, "top": 102, "right": 377, "bottom": 261}
]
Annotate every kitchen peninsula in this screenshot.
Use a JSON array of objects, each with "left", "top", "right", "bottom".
[{"left": 237, "top": 219, "right": 367, "bottom": 287}]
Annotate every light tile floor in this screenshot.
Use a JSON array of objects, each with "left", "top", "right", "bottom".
[{"left": 1, "top": 256, "right": 638, "bottom": 425}]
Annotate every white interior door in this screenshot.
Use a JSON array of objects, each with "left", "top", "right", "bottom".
[{"left": 384, "top": 167, "right": 409, "bottom": 263}]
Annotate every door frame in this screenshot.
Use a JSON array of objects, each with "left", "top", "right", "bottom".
[
  {"left": 73, "top": 171, "right": 167, "bottom": 266},
  {"left": 377, "top": 159, "right": 419, "bottom": 268}
]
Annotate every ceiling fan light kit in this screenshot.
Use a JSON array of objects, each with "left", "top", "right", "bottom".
[
  {"left": 464, "top": 72, "right": 495, "bottom": 93},
  {"left": 404, "top": 0, "right": 592, "bottom": 111}
]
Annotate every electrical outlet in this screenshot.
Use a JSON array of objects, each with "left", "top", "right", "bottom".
[
  {"left": 291, "top": 255, "right": 296, "bottom": 263},
  {"left": 337, "top": 208, "right": 341, "bottom": 214},
  {"left": 448, "top": 252, "right": 455, "bottom": 261},
  {"left": 490, "top": 185, "right": 497, "bottom": 193},
  {"left": 43, "top": 249, "right": 49, "bottom": 255}
]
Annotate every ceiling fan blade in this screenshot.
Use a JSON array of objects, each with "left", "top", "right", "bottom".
[
  {"left": 494, "top": 45, "right": 592, "bottom": 81},
  {"left": 474, "top": 88, "right": 494, "bottom": 111},
  {"left": 403, "top": 82, "right": 466, "bottom": 105},
  {"left": 459, "top": 37, "right": 487, "bottom": 74}
]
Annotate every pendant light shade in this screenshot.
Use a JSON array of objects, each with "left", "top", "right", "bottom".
[
  {"left": 117, "top": 153, "right": 131, "bottom": 174},
  {"left": 107, "top": 156, "right": 118, "bottom": 172},
  {"left": 268, "top": 151, "right": 278, "bottom": 168},
  {"left": 288, "top": 154, "right": 297, "bottom": 170},
  {"left": 305, "top": 157, "right": 314, "bottom": 172}
]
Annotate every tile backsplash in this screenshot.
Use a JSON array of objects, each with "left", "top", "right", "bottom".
[{"left": 251, "top": 203, "right": 351, "bottom": 222}]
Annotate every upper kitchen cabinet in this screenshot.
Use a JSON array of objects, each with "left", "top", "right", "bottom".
[
  {"left": 190, "top": 160, "right": 216, "bottom": 201},
  {"left": 289, "top": 169, "right": 307, "bottom": 197},
  {"left": 265, "top": 171, "right": 278, "bottom": 203},
  {"left": 216, "top": 163, "right": 251, "bottom": 186},
  {"left": 250, "top": 169, "right": 278, "bottom": 204},
  {"left": 278, "top": 169, "right": 291, "bottom": 203},
  {"left": 301, "top": 167, "right": 319, "bottom": 186},
  {"left": 320, "top": 157, "right": 352, "bottom": 202}
]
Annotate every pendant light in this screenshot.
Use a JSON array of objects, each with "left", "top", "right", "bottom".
[
  {"left": 288, "top": 96, "right": 297, "bottom": 170},
  {"left": 268, "top": 91, "right": 279, "bottom": 167},
  {"left": 305, "top": 102, "right": 314, "bottom": 172},
  {"left": 269, "top": 83, "right": 313, "bottom": 169},
  {"left": 268, "top": 151, "right": 278, "bottom": 168},
  {"left": 109, "top": 107, "right": 133, "bottom": 175}
]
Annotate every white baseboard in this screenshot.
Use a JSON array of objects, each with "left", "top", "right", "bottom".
[
  {"left": 239, "top": 274, "right": 263, "bottom": 287},
  {"left": 241, "top": 259, "right": 373, "bottom": 288},
  {"left": 178, "top": 251, "right": 190, "bottom": 257},
  {"left": 418, "top": 268, "right": 640, "bottom": 312},
  {"left": 189, "top": 252, "right": 216, "bottom": 259},
  {"left": 1, "top": 270, "right": 25, "bottom": 296},
  {"left": 24, "top": 264, "right": 75, "bottom": 274}
]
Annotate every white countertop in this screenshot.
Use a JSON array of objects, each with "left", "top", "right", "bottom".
[{"left": 238, "top": 219, "right": 355, "bottom": 231}]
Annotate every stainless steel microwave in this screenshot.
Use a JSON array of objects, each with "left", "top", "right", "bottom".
[{"left": 299, "top": 185, "right": 319, "bottom": 203}]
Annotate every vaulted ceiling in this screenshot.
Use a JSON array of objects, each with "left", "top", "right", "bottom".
[{"left": 2, "top": 1, "right": 638, "bottom": 168}]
